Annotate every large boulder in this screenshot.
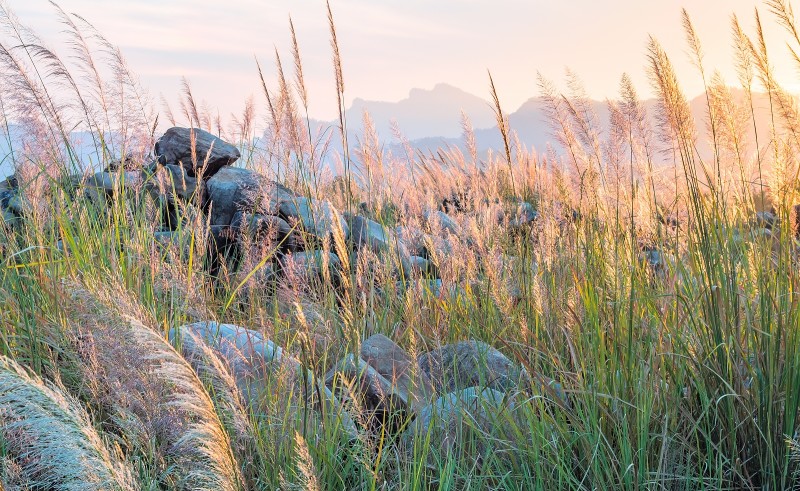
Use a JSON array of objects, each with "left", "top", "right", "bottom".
[
  {"left": 279, "top": 197, "right": 349, "bottom": 245},
  {"left": 417, "top": 340, "right": 530, "bottom": 394},
  {"left": 204, "top": 167, "right": 293, "bottom": 226},
  {"left": 155, "top": 127, "right": 241, "bottom": 178}
]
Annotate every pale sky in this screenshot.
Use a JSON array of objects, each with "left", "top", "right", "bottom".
[{"left": 5, "top": 0, "right": 799, "bottom": 121}]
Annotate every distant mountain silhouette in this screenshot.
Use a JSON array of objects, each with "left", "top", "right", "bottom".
[
  {"left": 346, "top": 85, "right": 780, "bottom": 165},
  {"left": 0, "top": 84, "right": 784, "bottom": 179},
  {"left": 345, "top": 83, "right": 496, "bottom": 140}
]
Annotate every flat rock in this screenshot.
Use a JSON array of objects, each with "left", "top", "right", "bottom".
[{"left": 155, "top": 127, "right": 241, "bottom": 177}]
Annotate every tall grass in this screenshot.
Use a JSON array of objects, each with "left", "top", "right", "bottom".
[{"left": 1, "top": 1, "right": 800, "bottom": 489}]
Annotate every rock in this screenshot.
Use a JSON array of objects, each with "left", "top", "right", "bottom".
[
  {"left": 392, "top": 279, "right": 467, "bottom": 300},
  {"left": 350, "top": 215, "right": 393, "bottom": 252},
  {"left": 279, "top": 197, "right": 349, "bottom": 245},
  {"left": 1, "top": 208, "right": 18, "bottom": 228},
  {"left": 754, "top": 211, "right": 777, "bottom": 230},
  {"left": 155, "top": 127, "right": 241, "bottom": 177},
  {"left": 231, "top": 211, "right": 297, "bottom": 252},
  {"left": 395, "top": 225, "right": 425, "bottom": 256},
  {"left": 417, "top": 340, "right": 530, "bottom": 394},
  {"left": 207, "top": 224, "right": 239, "bottom": 278},
  {"left": 640, "top": 246, "right": 666, "bottom": 275},
  {"left": 279, "top": 250, "right": 342, "bottom": 287},
  {"left": 401, "top": 387, "right": 513, "bottom": 464},
  {"left": 423, "top": 209, "right": 461, "bottom": 237},
  {"left": 152, "top": 165, "right": 201, "bottom": 201},
  {"left": 406, "top": 255, "right": 438, "bottom": 278},
  {"left": 145, "top": 164, "right": 204, "bottom": 230},
  {"left": 87, "top": 171, "right": 143, "bottom": 197},
  {"left": 350, "top": 215, "right": 412, "bottom": 272},
  {"left": 360, "top": 334, "right": 435, "bottom": 412},
  {"left": 103, "top": 154, "right": 143, "bottom": 172},
  {"left": 153, "top": 231, "right": 178, "bottom": 247},
  {"left": 5, "top": 194, "right": 25, "bottom": 216},
  {"left": 205, "top": 167, "right": 293, "bottom": 227},
  {"left": 420, "top": 234, "right": 453, "bottom": 263},
  {"left": 440, "top": 192, "right": 469, "bottom": 213},
  {"left": 171, "top": 321, "right": 356, "bottom": 435},
  {"left": 509, "top": 200, "right": 539, "bottom": 228},
  {"left": 324, "top": 354, "right": 408, "bottom": 432}
]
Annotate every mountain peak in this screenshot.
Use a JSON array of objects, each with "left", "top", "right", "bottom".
[{"left": 347, "top": 83, "right": 495, "bottom": 139}]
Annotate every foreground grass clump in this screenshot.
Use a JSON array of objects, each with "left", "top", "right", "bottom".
[{"left": 2, "top": 1, "right": 800, "bottom": 489}]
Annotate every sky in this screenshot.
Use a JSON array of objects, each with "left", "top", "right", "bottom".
[{"left": 4, "top": 0, "right": 800, "bottom": 121}]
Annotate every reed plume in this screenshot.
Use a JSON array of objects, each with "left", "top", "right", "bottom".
[{"left": 0, "top": 356, "right": 137, "bottom": 491}]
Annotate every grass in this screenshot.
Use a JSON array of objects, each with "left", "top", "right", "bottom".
[{"left": 1, "top": 1, "right": 800, "bottom": 489}]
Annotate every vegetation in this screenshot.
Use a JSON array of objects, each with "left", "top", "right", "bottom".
[{"left": 2, "top": 1, "right": 800, "bottom": 489}]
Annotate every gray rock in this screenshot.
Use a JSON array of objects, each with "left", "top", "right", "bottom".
[
  {"left": 420, "top": 234, "right": 453, "bottom": 262},
  {"left": 280, "top": 250, "right": 342, "bottom": 286},
  {"left": 418, "top": 340, "right": 530, "bottom": 394},
  {"left": 5, "top": 194, "right": 25, "bottom": 215},
  {"left": 423, "top": 209, "right": 461, "bottom": 237},
  {"left": 87, "top": 170, "right": 143, "bottom": 194},
  {"left": 360, "top": 334, "right": 435, "bottom": 412},
  {"left": 279, "top": 197, "right": 349, "bottom": 244},
  {"left": 1, "top": 208, "right": 18, "bottom": 228},
  {"left": 231, "top": 211, "right": 297, "bottom": 251},
  {"left": 204, "top": 167, "right": 293, "bottom": 226},
  {"left": 155, "top": 127, "right": 241, "bottom": 177},
  {"left": 401, "top": 387, "right": 514, "bottom": 464},
  {"left": 395, "top": 225, "right": 426, "bottom": 256},
  {"left": 171, "top": 321, "right": 356, "bottom": 435},
  {"left": 145, "top": 164, "right": 203, "bottom": 218},
  {"left": 509, "top": 200, "right": 539, "bottom": 227},
  {"left": 350, "top": 215, "right": 412, "bottom": 272},
  {"left": 641, "top": 247, "right": 666, "bottom": 275},
  {"left": 754, "top": 211, "right": 777, "bottom": 230},
  {"left": 406, "top": 255, "right": 438, "bottom": 278},
  {"left": 324, "top": 354, "right": 407, "bottom": 431}
]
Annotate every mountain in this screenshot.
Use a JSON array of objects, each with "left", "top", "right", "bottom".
[
  {"left": 345, "top": 83, "right": 496, "bottom": 141},
  {"left": 0, "top": 84, "right": 784, "bottom": 180}
]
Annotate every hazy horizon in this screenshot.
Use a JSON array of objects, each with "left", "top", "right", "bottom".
[{"left": 5, "top": 0, "right": 800, "bottom": 122}]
